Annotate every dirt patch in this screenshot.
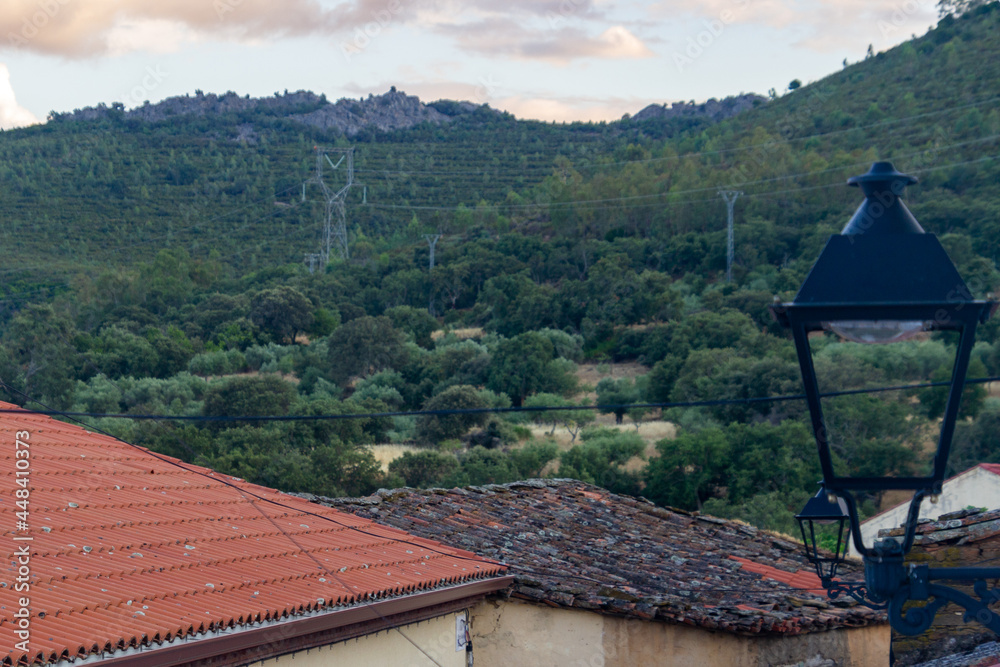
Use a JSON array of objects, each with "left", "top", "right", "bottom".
[
  {"left": 431, "top": 327, "right": 484, "bottom": 341},
  {"left": 575, "top": 361, "right": 649, "bottom": 389},
  {"left": 368, "top": 443, "right": 421, "bottom": 472},
  {"left": 197, "top": 370, "right": 300, "bottom": 384},
  {"left": 523, "top": 419, "right": 675, "bottom": 453}
]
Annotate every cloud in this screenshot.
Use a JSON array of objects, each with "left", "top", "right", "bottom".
[
  {"left": 437, "top": 19, "right": 653, "bottom": 63},
  {"left": 0, "top": 64, "right": 38, "bottom": 129},
  {"left": 342, "top": 79, "right": 663, "bottom": 122},
  {"left": 652, "top": 0, "right": 936, "bottom": 53},
  {"left": 0, "top": 0, "right": 344, "bottom": 57},
  {"left": 0, "top": 0, "right": 637, "bottom": 63},
  {"left": 496, "top": 93, "right": 663, "bottom": 122}
]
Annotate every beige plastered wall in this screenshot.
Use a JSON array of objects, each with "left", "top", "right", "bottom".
[
  {"left": 469, "top": 598, "right": 889, "bottom": 667},
  {"left": 247, "top": 611, "right": 468, "bottom": 667}
]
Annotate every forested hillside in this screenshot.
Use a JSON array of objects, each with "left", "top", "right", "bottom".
[{"left": 1, "top": 3, "right": 999, "bottom": 536}]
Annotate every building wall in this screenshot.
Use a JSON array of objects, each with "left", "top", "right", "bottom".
[
  {"left": 247, "top": 611, "right": 468, "bottom": 667},
  {"left": 469, "top": 598, "right": 889, "bottom": 667},
  {"left": 851, "top": 467, "right": 1000, "bottom": 557}
]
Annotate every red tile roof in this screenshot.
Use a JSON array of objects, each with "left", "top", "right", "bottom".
[
  {"left": 319, "top": 480, "right": 886, "bottom": 636},
  {"left": 0, "top": 403, "right": 506, "bottom": 666},
  {"left": 979, "top": 463, "right": 1000, "bottom": 477},
  {"left": 729, "top": 556, "right": 823, "bottom": 591}
]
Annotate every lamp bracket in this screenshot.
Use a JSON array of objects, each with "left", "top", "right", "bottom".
[
  {"left": 830, "top": 564, "right": 1000, "bottom": 635},
  {"left": 824, "top": 580, "right": 887, "bottom": 610}
]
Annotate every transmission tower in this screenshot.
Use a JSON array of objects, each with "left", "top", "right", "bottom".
[
  {"left": 302, "top": 146, "right": 355, "bottom": 264},
  {"left": 424, "top": 234, "right": 441, "bottom": 314},
  {"left": 719, "top": 190, "right": 743, "bottom": 282},
  {"left": 423, "top": 234, "right": 441, "bottom": 270}
]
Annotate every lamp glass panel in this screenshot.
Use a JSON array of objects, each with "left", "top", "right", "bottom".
[
  {"left": 822, "top": 320, "right": 930, "bottom": 345},
  {"left": 811, "top": 328, "right": 959, "bottom": 481}
]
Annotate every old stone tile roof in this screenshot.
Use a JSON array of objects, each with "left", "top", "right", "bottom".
[
  {"left": 316, "top": 478, "right": 886, "bottom": 636},
  {"left": 0, "top": 403, "right": 506, "bottom": 666},
  {"left": 879, "top": 507, "right": 1000, "bottom": 546},
  {"left": 913, "top": 640, "right": 1000, "bottom": 667}
]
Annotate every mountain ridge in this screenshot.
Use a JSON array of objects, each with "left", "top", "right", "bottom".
[{"left": 49, "top": 86, "right": 766, "bottom": 136}]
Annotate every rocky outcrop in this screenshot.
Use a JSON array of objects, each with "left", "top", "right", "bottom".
[
  {"left": 55, "top": 90, "right": 326, "bottom": 124},
  {"left": 52, "top": 88, "right": 762, "bottom": 135},
  {"left": 51, "top": 87, "right": 489, "bottom": 137},
  {"left": 632, "top": 94, "right": 766, "bottom": 123},
  {"left": 289, "top": 87, "right": 453, "bottom": 135}
]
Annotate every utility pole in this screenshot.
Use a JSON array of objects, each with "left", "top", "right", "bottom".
[
  {"left": 424, "top": 233, "right": 441, "bottom": 315},
  {"left": 302, "top": 146, "right": 355, "bottom": 265},
  {"left": 719, "top": 190, "right": 742, "bottom": 282},
  {"left": 304, "top": 252, "right": 321, "bottom": 274}
]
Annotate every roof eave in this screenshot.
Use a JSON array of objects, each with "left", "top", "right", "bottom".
[{"left": 81, "top": 576, "right": 514, "bottom": 667}]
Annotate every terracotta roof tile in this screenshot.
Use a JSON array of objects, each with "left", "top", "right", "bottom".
[
  {"left": 319, "top": 479, "right": 885, "bottom": 636},
  {"left": 0, "top": 403, "right": 506, "bottom": 665}
]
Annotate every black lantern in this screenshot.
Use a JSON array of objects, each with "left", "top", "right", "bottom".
[
  {"left": 772, "top": 162, "right": 994, "bottom": 551},
  {"left": 795, "top": 489, "right": 850, "bottom": 583},
  {"left": 773, "top": 162, "right": 1000, "bottom": 635}
]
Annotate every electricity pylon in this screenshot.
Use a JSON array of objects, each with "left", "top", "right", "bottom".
[
  {"left": 423, "top": 234, "right": 441, "bottom": 270},
  {"left": 719, "top": 190, "right": 742, "bottom": 282},
  {"left": 303, "top": 146, "right": 354, "bottom": 265}
]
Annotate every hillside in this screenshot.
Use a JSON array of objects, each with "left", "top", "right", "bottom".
[
  {"left": 0, "top": 4, "right": 999, "bottom": 540},
  {"left": 0, "top": 86, "right": 758, "bottom": 306}
]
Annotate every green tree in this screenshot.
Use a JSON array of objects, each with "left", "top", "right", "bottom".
[
  {"left": 326, "top": 316, "right": 408, "bottom": 383},
  {"left": 202, "top": 374, "right": 297, "bottom": 424},
  {"left": 417, "top": 384, "right": 488, "bottom": 443},
  {"left": 2, "top": 304, "right": 80, "bottom": 407},
  {"left": 487, "top": 332, "right": 575, "bottom": 405},
  {"left": 938, "top": 0, "right": 992, "bottom": 17},
  {"left": 919, "top": 358, "right": 988, "bottom": 420},
  {"left": 308, "top": 307, "right": 340, "bottom": 338},
  {"left": 249, "top": 286, "right": 314, "bottom": 343},
  {"left": 385, "top": 305, "right": 438, "bottom": 348},
  {"left": 524, "top": 392, "right": 569, "bottom": 435},
  {"left": 85, "top": 325, "right": 159, "bottom": 379},
  {"left": 508, "top": 441, "right": 560, "bottom": 477},
  {"left": 596, "top": 377, "right": 643, "bottom": 424},
  {"left": 949, "top": 405, "right": 1000, "bottom": 475},
  {"left": 559, "top": 429, "right": 645, "bottom": 495},
  {"left": 389, "top": 451, "right": 459, "bottom": 487}
]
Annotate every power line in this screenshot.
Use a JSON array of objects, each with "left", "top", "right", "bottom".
[
  {"left": 0, "top": 380, "right": 870, "bottom": 608},
  {"left": 4, "top": 376, "right": 994, "bottom": 424},
  {"left": 362, "top": 140, "right": 1000, "bottom": 213},
  {"left": 0, "top": 381, "right": 494, "bottom": 667},
  {"left": 0, "top": 379, "right": 931, "bottom": 626}
]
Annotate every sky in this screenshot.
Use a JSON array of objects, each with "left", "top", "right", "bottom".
[{"left": 0, "top": 0, "right": 941, "bottom": 128}]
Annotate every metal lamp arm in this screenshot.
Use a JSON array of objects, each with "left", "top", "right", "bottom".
[
  {"left": 836, "top": 490, "right": 874, "bottom": 560},
  {"left": 890, "top": 572, "right": 1000, "bottom": 636}
]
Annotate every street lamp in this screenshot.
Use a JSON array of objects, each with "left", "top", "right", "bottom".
[
  {"left": 795, "top": 490, "right": 850, "bottom": 584},
  {"left": 772, "top": 161, "right": 999, "bottom": 635}
]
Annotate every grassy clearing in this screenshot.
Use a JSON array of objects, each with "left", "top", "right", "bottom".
[
  {"left": 430, "top": 327, "right": 485, "bottom": 341},
  {"left": 574, "top": 361, "right": 648, "bottom": 388},
  {"left": 368, "top": 443, "right": 421, "bottom": 472}
]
